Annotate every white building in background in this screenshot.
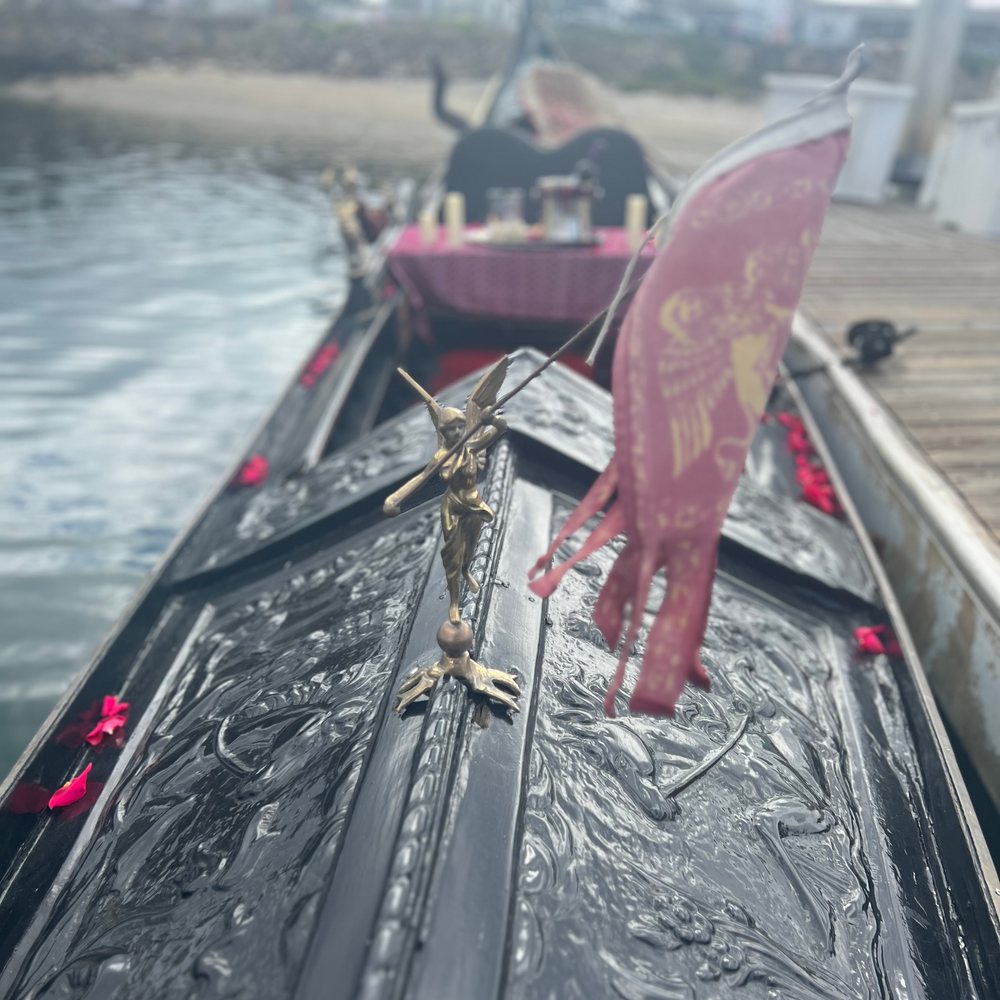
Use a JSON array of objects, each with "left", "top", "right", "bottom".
[
  {"left": 680, "top": 0, "right": 1000, "bottom": 48},
  {"left": 795, "top": 0, "right": 1000, "bottom": 55},
  {"left": 797, "top": 0, "right": 861, "bottom": 45},
  {"left": 695, "top": 0, "right": 797, "bottom": 42},
  {"left": 737, "top": 0, "right": 794, "bottom": 40},
  {"left": 96, "top": 0, "right": 1000, "bottom": 48}
]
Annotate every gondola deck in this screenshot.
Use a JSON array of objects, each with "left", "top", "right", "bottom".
[{"left": 1, "top": 353, "right": 998, "bottom": 998}]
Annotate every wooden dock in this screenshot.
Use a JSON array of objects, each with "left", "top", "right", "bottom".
[{"left": 800, "top": 202, "right": 1000, "bottom": 538}]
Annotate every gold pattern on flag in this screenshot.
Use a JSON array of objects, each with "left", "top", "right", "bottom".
[{"left": 652, "top": 242, "right": 806, "bottom": 480}]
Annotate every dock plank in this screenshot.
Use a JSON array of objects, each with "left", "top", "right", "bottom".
[{"left": 801, "top": 202, "right": 1000, "bottom": 538}]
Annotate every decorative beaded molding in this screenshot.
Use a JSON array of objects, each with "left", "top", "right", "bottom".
[{"left": 356, "top": 440, "right": 515, "bottom": 1000}]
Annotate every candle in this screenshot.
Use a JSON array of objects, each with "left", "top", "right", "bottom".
[
  {"left": 444, "top": 192, "right": 465, "bottom": 248},
  {"left": 418, "top": 209, "right": 437, "bottom": 246},
  {"left": 625, "top": 194, "right": 648, "bottom": 253}
]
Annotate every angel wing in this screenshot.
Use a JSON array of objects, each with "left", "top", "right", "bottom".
[
  {"left": 645, "top": 331, "right": 732, "bottom": 480},
  {"left": 651, "top": 281, "right": 785, "bottom": 478},
  {"left": 397, "top": 368, "right": 442, "bottom": 429},
  {"left": 465, "top": 355, "right": 511, "bottom": 432}
]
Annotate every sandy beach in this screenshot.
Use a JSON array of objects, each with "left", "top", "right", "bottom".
[{"left": 3, "top": 67, "right": 764, "bottom": 173}]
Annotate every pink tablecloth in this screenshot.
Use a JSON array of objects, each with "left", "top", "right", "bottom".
[{"left": 387, "top": 225, "right": 655, "bottom": 338}]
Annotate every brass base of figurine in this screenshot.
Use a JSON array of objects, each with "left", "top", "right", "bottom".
[{"left": 395, "top": 620, "right": 520, "bottom": 715}]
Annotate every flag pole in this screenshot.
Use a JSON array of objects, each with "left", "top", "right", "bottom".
[{"left": 585, "top": 213, "right": 669, "bottom": 365}]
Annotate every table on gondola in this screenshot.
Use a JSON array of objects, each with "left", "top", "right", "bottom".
[{"left": 386, "top": 225, "right": 656, "bottom": 339}]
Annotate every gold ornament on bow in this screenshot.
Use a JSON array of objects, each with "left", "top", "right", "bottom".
[{"left": 384, "top": 357, "right": 521, "bottom": 715}]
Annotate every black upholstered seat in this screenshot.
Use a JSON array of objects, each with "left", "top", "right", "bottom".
[{"left": 442, "top": 126, "right": 652, "bottom": 227}]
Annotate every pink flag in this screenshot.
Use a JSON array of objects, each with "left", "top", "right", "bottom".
[{"left": 529, "top": 50, "right": 862, "bottom": 718}]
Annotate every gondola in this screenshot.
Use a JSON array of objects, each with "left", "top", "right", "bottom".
[{"left": 2, "top": 12, "right": 999, "bottom": 1000}]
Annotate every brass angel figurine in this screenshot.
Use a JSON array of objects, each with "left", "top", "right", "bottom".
[{"left": 384, "top": 357, "right": 521, "bottom": 714}]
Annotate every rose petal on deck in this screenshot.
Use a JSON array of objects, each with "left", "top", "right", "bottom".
[
  {"left": 100, "top": 695, "right": 129, "bottom": 718},
  {"left": 854, "top": 625, "right": 887, "bottom": 655},
  {"left": 85, "top": 713, "right": 127, "bottom": 747},
  {"left": 49, "top": 763, "right": 93, "bottom": 809},
  {"left": 57, "top": 782, "right": 105, "bottom": 822}
]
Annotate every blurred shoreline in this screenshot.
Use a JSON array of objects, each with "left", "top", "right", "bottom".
[
  {"left": 10, "top": 0, "right": 996, "bottom": 104},
  {"left": 2, "top": 67, "right": 764, "bottom": 173}
]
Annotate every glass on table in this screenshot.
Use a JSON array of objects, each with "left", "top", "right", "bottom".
[{"left": 485, "top": 187, "right": 527, "bottom": 242}]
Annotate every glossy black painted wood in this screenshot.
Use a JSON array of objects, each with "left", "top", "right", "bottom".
[
  {"left": 404, "top": 479, "right": 551, "bottom": 1000},
  {"left": 166, "top": 351, "right": 614, "bottom": 583},
  {"left": 2, "top": 505, "right": 441, "bottom": 999},
  {"left": 0, "top": 595, "right": 204, "bottom": 970},
  {"left": 1, "top": 353, "right": 997, "bottom": 1000},
  {"left": 166, "top": 350, "right": 877, "bottom": 607}
]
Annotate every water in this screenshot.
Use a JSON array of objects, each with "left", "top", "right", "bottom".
[{"left": 0, "top": 98, "right": 353, "bottom": 778}]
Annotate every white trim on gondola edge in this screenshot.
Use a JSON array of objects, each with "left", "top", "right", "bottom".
[{"left": 788, "top": 312, "right": 1000, "bottom": 931}]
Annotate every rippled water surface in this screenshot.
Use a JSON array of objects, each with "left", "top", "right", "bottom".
[{"left": 0, "top": 99, "right": 351, "bottom": 776}]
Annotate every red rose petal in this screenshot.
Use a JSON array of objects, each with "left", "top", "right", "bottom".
[
  {"left": 100, "top": 695, "right": 129, "bottom": 718},
  {"left": 300, "top": 343, "right": 339, "bottom": 387},
  {"left": 855, "top": 625, "right": 903, "bottom": 658},
  {"left": 787, "top": 426, "right": 842, "bottom": 516},
  {"left": 49, "top": 763, "right": 92, "bottom": 809},
  {"left": 786, "top": 429, "right": 815, "bottom": 455},
  {"left": 234, "top": 454, "right": 269, "bottom": 488},
  {"left": 85, "top": 713, "right": 126, "bottom": 746},
  {"left": 801, "top": 481, "right": 837, "bottom": 515},
  {"left": 93, "top": 727, "right": 127, "bottom": 754},
  {"left": 57, "top": 782, "right": 105, "bottom": 822}
]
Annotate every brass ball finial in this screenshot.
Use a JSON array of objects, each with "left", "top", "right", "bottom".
[{"left": 436, "top": 620, "right": 474, "bottom": 658}]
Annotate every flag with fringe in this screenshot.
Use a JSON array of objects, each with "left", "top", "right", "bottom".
[{"left": 529, "top": 50, "right": 862, "bottom": 718}]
